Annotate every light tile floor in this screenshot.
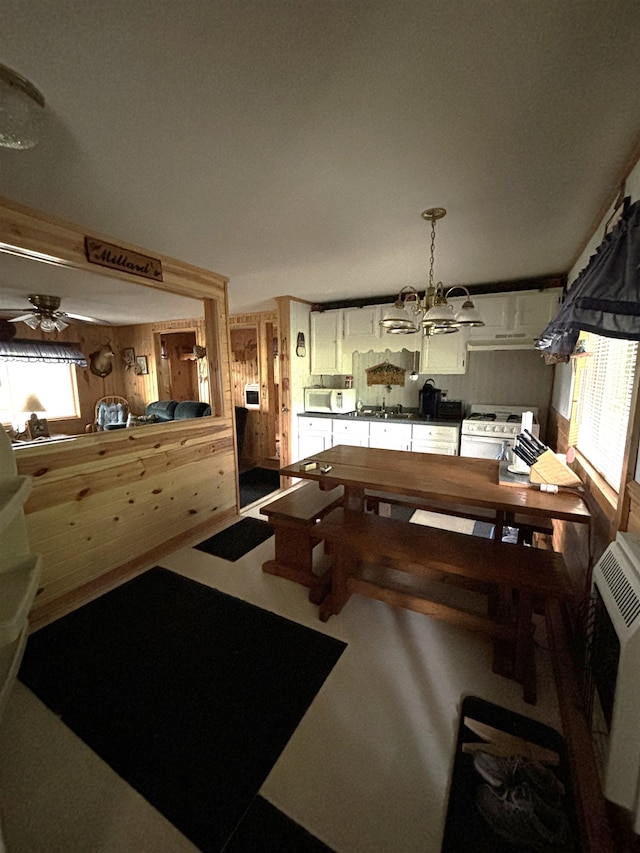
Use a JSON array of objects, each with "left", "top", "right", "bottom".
[{"left": 0, "top": 491, "right": 562, "bottom": 852}]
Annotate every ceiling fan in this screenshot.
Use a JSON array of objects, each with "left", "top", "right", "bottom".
[{"left": 0, "top": 294, "right": 109, "bottom": 332}]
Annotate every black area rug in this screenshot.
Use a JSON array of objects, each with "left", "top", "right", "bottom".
[
  {"left": 224, "top": 795, "right": 334, "bottom": 852},
  {"left": 442, "top": 696, "right": 577, "bottom": 852},
  {"left": 19, "top": 567, "right": 346, "bottom": 853},
  {"left": 195, "top": 517, "right": 274, "bottom": 561},
  {"left": 240, "top": 467, "right": 281, "bottom": 507}
]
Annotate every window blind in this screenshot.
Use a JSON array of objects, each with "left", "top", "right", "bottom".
[
  {"left": 576, "top": 334, "right": 638, "bottom": 489},
  {"left": 0, "top": 338, "right": 87, "bottom": 365}
]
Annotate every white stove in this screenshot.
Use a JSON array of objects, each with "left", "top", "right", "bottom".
[{"left": 460, "top": 404, "right": 540, "bottom": 460}]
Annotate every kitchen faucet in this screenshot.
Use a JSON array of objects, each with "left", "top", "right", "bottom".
[{"left": 381, "top": 396, "right": 386, "bottom": 412}]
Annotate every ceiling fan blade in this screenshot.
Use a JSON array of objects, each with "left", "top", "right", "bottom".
[
  {"left": 63, "top": 311, "right": 112, "bottom": 326},
  {"left": 6, "top": 312, "right": 37, "bottom": 323}
]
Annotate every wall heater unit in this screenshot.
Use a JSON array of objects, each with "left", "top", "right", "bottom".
[{"left": 590, "top": 530, "right": 640, "bottom": 832}]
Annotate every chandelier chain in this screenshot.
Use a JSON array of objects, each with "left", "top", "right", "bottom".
[{"left": 428, "top": 219, "right": 436, "bottom": 288}]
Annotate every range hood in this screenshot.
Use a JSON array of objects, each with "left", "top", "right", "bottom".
[{"left": 467, "top": 333, "right": 539, "bottom": 351}]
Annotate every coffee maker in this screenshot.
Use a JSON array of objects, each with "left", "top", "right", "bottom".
[{"left": 419, "top": 378, "right": 441, "bottom": 419}]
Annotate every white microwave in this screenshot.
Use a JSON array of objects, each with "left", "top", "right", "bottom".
[
  {"left": 244, "top": 383, "right": 260, "bottom": 409},
  {"left": 304, "top": 387, "right": 356, "bottom": 414}
]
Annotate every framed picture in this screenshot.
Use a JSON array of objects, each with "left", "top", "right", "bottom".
[
  {"left": 26, "top": 416, "right": 50, "bottom": 439},
  {"left": 135, "top": 355, "right": 149, "bottom": 375},
  {"left": 122, "top": 347, "right": 136, "bottom": 368}
]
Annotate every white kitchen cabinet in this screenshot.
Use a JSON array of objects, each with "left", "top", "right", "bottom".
[
  {"left": 332, "top": 418, "right": 370, "bottom": 447},
  {"left": 298, "top": 416, "right": 333, "bottom": 459},
  {"left": 369, "top": 421, "right": 412, "bottom": 451},
  {"left": 340, "top": 305, "right": 383, "bottom": 372},
  {"left": 420, "top": 328, "right": 467, "bottom": 374},
  {"left": 342, "top": 305, "right": 382, "bottom": 340},
  {"left": 467, "top": 288, "right": 562, "bottom": 349},
  {"left": 310, "top": 310, "right": 343, "bottom": 374},
  {"left": 411, "top": 422, "right": 460, "bottom": 455}
]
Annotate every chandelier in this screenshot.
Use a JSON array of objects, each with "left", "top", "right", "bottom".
[{"left": 380, "top": 208, "right": 485, "bottom": 335}]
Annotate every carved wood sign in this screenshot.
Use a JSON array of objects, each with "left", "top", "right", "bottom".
[
  {"left": 84, "top": 237, "right": 163, "bottom": 281},
  {"left": 366, "top": 361, "right": 406, "bottom": 386}
]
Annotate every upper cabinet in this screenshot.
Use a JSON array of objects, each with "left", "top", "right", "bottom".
[
  {"left": 420, "top": 327, "right": 467, "bottom": 374},
  {"left": 309, "top": 288, "right": 563, "bottom": 374},
  {"left": 310, "top": 310, "right": 343, "bottom": 374},
  {"left": 341, "top": 305, "right": 383, "bottom": 372},
  {"left": 467, "top": 288, "right": 562, "bottom": 350}
]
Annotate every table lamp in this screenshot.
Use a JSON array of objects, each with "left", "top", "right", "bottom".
[{"left": 22, "top": 393, "right": 46, "bottom": 432}]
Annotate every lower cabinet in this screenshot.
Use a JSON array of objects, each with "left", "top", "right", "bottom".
[
  {"left": 411, "top": 423, "right": 460, "bottom": 455},
  {"left": 331, "top": 418, "right": 370, "bottom": 447},
  {"left": 297, "top": 416, "right": 461, "bottom": 457},
  {"left": 369, "top": 421, "right": 412, "bottom": 450},
  {"left": 298, "top": 417, "right": 333, "bottom": 459}
]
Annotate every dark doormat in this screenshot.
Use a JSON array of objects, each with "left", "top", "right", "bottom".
[
  {"left": 19, "top": 567, "right": 346, "bottom": 853},
  {"left": 442, "top": 695, "right": 578, "bottom": 852},
  {"left": 195, "top": 517, "right": 274, "bottom": 561},
  {"left": 240, "top": 467, "right": 281, "bottom": 507}
]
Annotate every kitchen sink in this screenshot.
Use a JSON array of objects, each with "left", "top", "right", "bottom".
[{"left": 346, "top": 411, "right": 423, "bottom": 421}]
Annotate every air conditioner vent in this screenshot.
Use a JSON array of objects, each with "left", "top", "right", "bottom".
[{"left": 600, "top": 549, "right": 640, "bottom": 628}]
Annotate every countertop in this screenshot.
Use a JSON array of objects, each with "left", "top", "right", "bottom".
[{"left": 299, "top": 410, "right": 462, "bottom": 427}]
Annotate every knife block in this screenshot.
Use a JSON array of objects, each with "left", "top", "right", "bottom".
[{"left": 529, "top": 450, "right": 582, "bottom": 487}]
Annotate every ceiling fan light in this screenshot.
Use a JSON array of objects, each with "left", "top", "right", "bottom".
[
  {"left": 53, "top": 317, "right": 69, "bottom": 331},
  {"left": 0, "top": 63, "right": 46, "bottom": 150},
  {"left": 23, "top": 314, "right": 40, "bottom": 330},
  {"left": 38, "top": 316, "right": 56, "bottom": 332}
]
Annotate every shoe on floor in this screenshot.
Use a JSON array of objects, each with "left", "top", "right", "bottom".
[
  {"left": 473, "top": 750, "right": 565, "bottom": 808},
  {"left": 475, "top": 782, "right": 573, "bottom": 851}
]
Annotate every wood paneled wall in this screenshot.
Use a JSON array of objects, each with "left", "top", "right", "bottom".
[
  {"left": 19, "top": 419, "right": 237, "bottom": 626},
  {"left": 230, "top": 310, "right": 278, "bottom": 465},
  {"left": 0, "top": 194, "right": 237, "bottom": 626}
]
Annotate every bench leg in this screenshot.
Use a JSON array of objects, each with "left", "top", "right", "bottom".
[
  {"left": 318, "top": 545, "right": 358, "bottom": 621},
  {"left": 262, "top": 523, "right": 317, "bottom": 587},
  {"left": 515, "top": 590, "right": 537, "bottom": 704},
  {"left": 490, "top": 585, "right": 515, "bottom": 679}
]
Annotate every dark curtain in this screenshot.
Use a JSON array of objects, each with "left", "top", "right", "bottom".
[{"left": 536, "top": 197, "right": 640, "bottom": 357}]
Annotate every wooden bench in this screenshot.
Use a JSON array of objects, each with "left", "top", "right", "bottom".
[
  {"left": 366, "top": 490, "right": 553, "bottom": 543},
  {"left": 315, "top": 508, "right": 571, "bottom": 703},
  {"left": 260, "top": 482, "right": 344, "bottom": 587}
]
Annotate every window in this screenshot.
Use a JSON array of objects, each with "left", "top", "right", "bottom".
[
  {"left": 570, "top": 332, "right": 638, "bottom": 490},
  {"left": 0, "top": 361, "right": 80, "bottom": 425}
]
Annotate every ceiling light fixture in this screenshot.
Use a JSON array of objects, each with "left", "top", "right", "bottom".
[
  {"left": 381, "top": 208, "right": 484, "bottom": 336},
  {"left": 0, "top": 62, "right": 46, "bottom": 150}
]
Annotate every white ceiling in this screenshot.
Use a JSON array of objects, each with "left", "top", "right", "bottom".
[{"left": 0, "top": 0, "right": 639, "bottom": 326}]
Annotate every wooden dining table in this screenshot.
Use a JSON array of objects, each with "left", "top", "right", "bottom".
[
  {"left": 281, "top": 445, "right": 588, "bottom": 706},
  {"left": 280, "top": 444, "right": 591, "bottom": 529}
]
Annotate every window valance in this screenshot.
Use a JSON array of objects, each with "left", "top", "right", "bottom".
[
  {"left": 536, "top": 197, "right": 640, "bottom": 357},
  {"left": 0, "top": 338, "right": 88, "bottom": 366}
]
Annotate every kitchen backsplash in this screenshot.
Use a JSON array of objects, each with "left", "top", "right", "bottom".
[{"left": 310, "top": 347, "right": 553, "bottom": 430}]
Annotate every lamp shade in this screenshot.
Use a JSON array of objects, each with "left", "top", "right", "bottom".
[
  {"left": 422, "top": 302, "right": 458, "bottom": 325},
  {"left": 22, "top": 393, "right": 46, "bottom": 413},
  {"left": 380, "top": 302, "right": 420, "bottom": 334},
  {"left": 454, "top": 298, "right": 485, "bottom": 327},
  {"left": 0, "top": 63, "right": 46, "bottom": 150}
]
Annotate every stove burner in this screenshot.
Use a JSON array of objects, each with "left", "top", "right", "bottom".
[{"left": 469, "top": 412, "right": 496, "bottom": 420}]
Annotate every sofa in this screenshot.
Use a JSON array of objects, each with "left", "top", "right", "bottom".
[
  {"left": 100, "top": 400, "right": 211, "bottom": 430},
  {"left": 145, "top": 400, "right": 212, "bottom": 421}
]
